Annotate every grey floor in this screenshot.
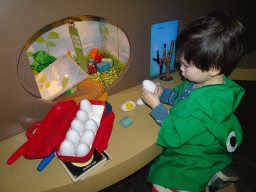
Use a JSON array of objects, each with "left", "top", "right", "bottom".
[
  {"left": 99, "top": 162, "right": 152, "bottom": 192},
  {"left": 100, "top": 80, "right": 256, "bottom": 192}
]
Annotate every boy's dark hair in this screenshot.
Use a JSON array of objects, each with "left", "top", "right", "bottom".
[{"left": 176, "top": 11, "right": 246, "bottom": 75}]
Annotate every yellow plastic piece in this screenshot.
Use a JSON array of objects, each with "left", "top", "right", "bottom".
[
  {"left": 98, "top": 92, "right": 108, "bottom": 101},
  {"left": 126, "top": 102, "right": 133, "bottom": 110},
  {"left": 67, "top": 50, "right": 71, "bottom": 57}
]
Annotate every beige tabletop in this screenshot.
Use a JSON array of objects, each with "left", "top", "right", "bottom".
[{"left": 0, "top": 72, "right": 182, "bottom": 192}]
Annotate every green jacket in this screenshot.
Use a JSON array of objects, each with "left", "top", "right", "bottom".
[{"left": 147, "top": 76, "right": 244, "bottom": 192}]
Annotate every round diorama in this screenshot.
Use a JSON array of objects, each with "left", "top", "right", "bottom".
[{"left": 18, "top": 15, "right": 130, "bottom": 102}]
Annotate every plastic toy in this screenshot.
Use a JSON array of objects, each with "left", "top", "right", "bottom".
[
  {"left": 87, "top": 51, "right": 104, "bottom": 74},
  {"left": 94, "top": 53, "right": 104, "bottom": 64},
  {"left": 97, "top": 61, "right": 111, "bottom": 73},
  {"left": 88, "top": 56, "right": 114, "bottom": 74},
  {"left": 90, "top": 48, "right": 99, "bottom": 59},
  {"left": 7, "top": 100, "right": 115, "bottom": 165},
  {"left": 119, "top": 116, "right": 133, "bottom": 128},
  {"left": 36, "top": 100, "right": 113, "bottom": 171},
  {"left": 87, "top": 63, "right": 97, "bottom": 73},
  {"left": 121, "top": 101, "right": 136, "bottom": 111},
  {"left": 98, "top": 92, "right": 108, "bottom": 102},
  {"left": 137, "top": 80, "right": 157, "bottom": 105},
  {"left": 37, "top": 149, "right": 56, "bottom": 171},
  {"left": 102, "top": 58, "right": 113, "bottom": 68}
]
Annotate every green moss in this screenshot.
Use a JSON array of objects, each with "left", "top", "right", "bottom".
[{"left": 85, "top": 50, "right": 127, "bottom": 88}]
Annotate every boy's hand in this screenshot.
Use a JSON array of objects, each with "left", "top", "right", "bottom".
[
  {"left": 155, "top": 83, "right": 163, "bottom": 97},
  {"left": 141, "top": 87, "right": 160, "bottom": 109}
]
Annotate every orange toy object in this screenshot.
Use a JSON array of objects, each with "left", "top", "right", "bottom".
[{"left": 90, "top": 48, "right": 99, "bottom": 58}]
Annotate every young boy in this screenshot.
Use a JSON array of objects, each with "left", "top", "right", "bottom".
[{"left": 141, "top": 11, "right": 245, "bottom": 192}]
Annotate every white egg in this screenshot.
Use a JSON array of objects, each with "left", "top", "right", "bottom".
[
  {"left": 80, "top": 99, "right": 92, "bottom": 113},
  {"left": 59, "top": 140, "right": 75, "bottom": 156},
  {"left": 75, "top": 142, "right": 90, "bottom": 157},
  {"left": 143, "top": 80, "right": 156, "bottom": 93},
  {"left": 76, "top": 109, "right": 89, "bottom": 123},
  {"left": 89, "top": 114, "right": 101, "bottom": 126},
  {"left": 84, "top": 119, "right": 98, "bottom": 134},
  {"left": 80, "top": 130, "right": 95, "bottom": 146},
  {"left": 65, "top": 129, "right": 80, "bottom": 146},
  {"left": 71, "top": 119, "right": 85, "bottom": 135},
  {"left": 121, "top": 101, "right": 136, "bottom": 111},
  {"left": 136, "top": 98, "right": 145, "bottom": 105}
]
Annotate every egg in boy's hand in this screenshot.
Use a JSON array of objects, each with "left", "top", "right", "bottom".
[{"left": 141, "top": 87, "right": 161, "bottom": 109}]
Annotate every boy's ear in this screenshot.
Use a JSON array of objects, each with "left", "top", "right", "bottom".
[{"left": 208, "top": 67, "right": 221, "bottom": 77}]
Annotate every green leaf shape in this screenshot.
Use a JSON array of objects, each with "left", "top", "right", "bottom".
[
  {"left": 35, "top": 36, "right": 45, "bottom": 44},
  {"left": 27, "top": 52, "right": 33, "bottom": 57},
  {"left": 39, "top": 84, "right": 44, "bottom": 89},
  {"left": 45, "top": 82, "right": 51, "bottom": 88},
  {"left": 62, "top": 76, "right": 69, "bottom": 89},
  {"left": 64, "top": 86, "right": 77, "bottom": 95},
  {"left": 46, "top": 41, "right": 56, "bottom": 47},
  {"left": 47, "top": 31, "right": 59, "bottom": 39},
  {"left": 104, "top": 27, "right": 109, "bottom": 35},
  {"left": 33, "top": 51, "right": 57, "bottom": 65},
  {"left": 32, "top": 69, "right": 38, "bottom": 75},
  {"left": 37, "top": 65, "right": 45, "bottom": 72},
  {"left": 103, "top": 34, "right": 107, "bottom": 41},
  {"left": 99, "top": 25, "right": 103, "bottom": 34},
  {"left": 31, "top": 51, "right": 57, "bottom": 73},
  {"left": 41, "top": 75, "right": 47, "bottom": 83},
  {"left": 31, "top": 60, "right": 40, "bottom": 69}
]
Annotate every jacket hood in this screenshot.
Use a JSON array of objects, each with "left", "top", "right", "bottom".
[
  {"left": 169, "top": 76, "right": 245, "bottom": 152},
  {"left": 223, "top": 75, "right": 245, "bottom": 110}
]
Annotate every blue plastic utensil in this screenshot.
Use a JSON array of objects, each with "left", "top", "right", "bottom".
[{"left": 37, "top": 149, "right": 56, "bottom": 171}]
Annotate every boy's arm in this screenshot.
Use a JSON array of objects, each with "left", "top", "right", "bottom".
[
  {"left": 148, "top": 87, "right": 178, "bottom": 126},
  {"left": 150, "top": 103, "right": 169, "bottom": 126},
  {"left": 159, "top": 87, "right": 178, "bottom": 106}
]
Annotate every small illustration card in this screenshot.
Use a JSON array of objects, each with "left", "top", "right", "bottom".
[
  {"left": 57, "top": 149, "right": 111, "bottom": 183},
  {"left": 35, "top": 54, "right": 89, "bottom": 100}
]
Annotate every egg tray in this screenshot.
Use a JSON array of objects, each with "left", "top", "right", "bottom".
[{"left": 7, "top": 100, "right": 115, "bottom": 165}]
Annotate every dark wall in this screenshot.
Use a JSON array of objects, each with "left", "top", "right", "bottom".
[
  {"left": 0, "top": 0, "right": 254, "bottom": 141},
  {"left": 217, "top": 0, "right": 254, "bottom": 55}
]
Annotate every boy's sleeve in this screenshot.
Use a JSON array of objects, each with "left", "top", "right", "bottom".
[
  {"left": 159, "top": 87, "right": 178, "bottom": 106},
  {"left": 150, "top": 103, "right": 169, "bottom": 126}
]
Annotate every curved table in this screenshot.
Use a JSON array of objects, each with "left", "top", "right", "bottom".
[{"left": 0, "top": 73, "right": 183, "bottom": 192}]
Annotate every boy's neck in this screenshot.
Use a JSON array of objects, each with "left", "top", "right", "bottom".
[{"left": 195, "top": 74, "right": 224, "bottom": 89}]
